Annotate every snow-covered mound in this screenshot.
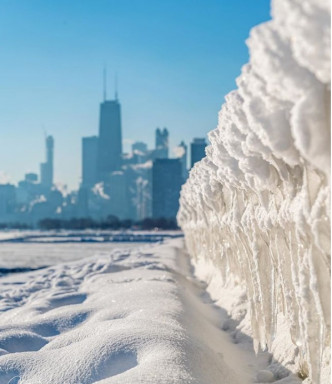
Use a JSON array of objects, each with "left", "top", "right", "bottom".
[
  {"left": 0, "top": 240, "right": 270, "bottom": 384},
  {"left": 178, "top": 0, "right": 331, "bottom": 383}
]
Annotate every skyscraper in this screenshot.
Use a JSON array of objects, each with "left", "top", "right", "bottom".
[
  {"left": 77, "top": 187, "right": 89, "bottom": 218},
  {"left": 107, "top": 171, "right": 128, "bottom": 219},
  {"left": 40, "top": 135, "right": 54, "bottom": 188},
  {"left": 97, "top": 71, "right": 122, "bottom": 182},
  {"left": 0, "top": 184, "right": 16, "bottom": 221},
  {"left": 190, "top": 138, "right": 207, "bottom": 168},
  {"left": 155, "top": 128, "right": 169, "bottom": 158},
  {"left": 152, "top": 158, "right": 182, "bottom": 218},
  {"left": 82, "top": 136, "right": 98, "bottom": 188}
]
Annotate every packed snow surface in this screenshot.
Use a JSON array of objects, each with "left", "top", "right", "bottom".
[
  {"left": 178, "top": 0, "right": 330, "bottom": 383},
  {"left": 0, "top": 239, "right": 294, "bottom": 384}
]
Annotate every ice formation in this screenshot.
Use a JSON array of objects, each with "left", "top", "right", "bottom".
[{"left": 178, "top": 0, "right": 331, "bottom": 382}]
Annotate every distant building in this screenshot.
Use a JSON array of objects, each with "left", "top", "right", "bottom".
[
  {"left": 124, "top": 163, "right": 152, "bottom": 220},
  {"left": 97, "top": 98, "right": 122, "bottom": 182},
  {"left": 132, "top": 141, "right": 148, "bottom": 153},
  {"left": 17, "top": 173, "right": 40, "bottom": 205},
  {"left": 131, "top": 141, "right": 149, "bottom": 164},
  {"left": 152, "top": 159, "right": 182, "bottom": 218},
  {"left": 0, "top": 184, "right": 16, "bottom": 221},
  {"left": 134, "top": 176, "right": 150, "bottom": 220},
  {"left": 77, "top": 187, "right": 89, "bottom": 217},
  {"left": 155, "top": 128, "right": 169, "bottom": 158},
  {"left": 82, "top": 136, "right": 98, "bottom": 188},
  {"left": 107, "top": 171, "right": 128, "bottom": 219},
  {"left": 40, "top": 135, "right": 54, "bottom": 188},
  {"left": 190, "top": 138, "right": 207, "bottom": 168},
  {"left": 25, "top": 173, "right": 38, "bottom": 183}
]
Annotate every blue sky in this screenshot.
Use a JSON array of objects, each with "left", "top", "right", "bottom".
[{"left": 0, "top": 0, "right": 270, "bottom": 189}]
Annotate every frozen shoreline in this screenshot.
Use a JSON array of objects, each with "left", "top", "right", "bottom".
[{"left": 0, "top": 239, "right": 300, "bottom": 383}]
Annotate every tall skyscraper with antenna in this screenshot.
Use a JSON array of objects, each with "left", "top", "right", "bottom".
[{"left": 97, "top": 68, "right": 122, "bottom": 182}]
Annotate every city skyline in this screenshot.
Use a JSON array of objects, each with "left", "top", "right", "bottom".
[
  {"left": 3, "top": 114, "right": 205, "bottom": 189},
  {"left": 0, "top": 91, "right": 208, "bottom": 224},
  {"left": 0, "top": 79, "right": 213, "bottom": 191},
  {"left": 0, "top": 73, "right": 208, "bottom": 191},
  {"left": 0, "top": 0, "right": 270, "bottom": 189}
]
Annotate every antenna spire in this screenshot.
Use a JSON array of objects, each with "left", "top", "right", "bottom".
[{"left": 103, "top": 66, "right": 107, "bottom": 101}]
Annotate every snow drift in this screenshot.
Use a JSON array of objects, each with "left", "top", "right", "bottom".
[
  {"left": 178, "top": 0, "right": 331, "bottom": 382},
  {"left": 0, "top": 240, "right": 267, "bottom": 384}
]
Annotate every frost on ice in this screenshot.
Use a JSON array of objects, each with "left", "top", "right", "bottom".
[{"left": 178, "top": 0, "right": 331, "bottom": 382}]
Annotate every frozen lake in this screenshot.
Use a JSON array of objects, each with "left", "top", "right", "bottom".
[
  {"left": 0, "top": 242, "right": 147, "bottom": 270},
  {"left": 0, "top": 231, "right": 182, "bottom": 270}
]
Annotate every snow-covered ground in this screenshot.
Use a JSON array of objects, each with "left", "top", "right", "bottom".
[
  {"left": 0, "top": 242, "right": 146, "bottom": 270},
  {"left": 0, "top": 239, "right": 301, "bottom": 384},
  {"left": 178, "top": 0, "right": 330, "bottom": 383},
  {"left": 0, "top": 230, "right": 182, "bottom": 270}
]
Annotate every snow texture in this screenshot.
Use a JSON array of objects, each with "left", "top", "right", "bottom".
[
  {"left": 178, "top": 0, "right": 330, "bottom": 383},
  {"left": 0, "top": 239, "right": 270, "bottom": 384}
]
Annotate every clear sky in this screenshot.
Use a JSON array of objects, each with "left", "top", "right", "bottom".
[{"left": 0, "top": 0, "right": 270, "bottom": 190}]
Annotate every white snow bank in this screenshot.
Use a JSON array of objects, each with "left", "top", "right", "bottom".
[
  {"left": 0, "top": 240, "right": 263, "bottom": 384},
  {"left": 178, "top": 0, "right": 330, "bottom": 383}
]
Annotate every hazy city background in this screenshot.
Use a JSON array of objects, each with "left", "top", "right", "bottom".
[
  {"left": 0, "top": 84, "right": 208, "bottom": 227},
  {"left": 0, "top": 0, "right": 270, "bottom": 228}
]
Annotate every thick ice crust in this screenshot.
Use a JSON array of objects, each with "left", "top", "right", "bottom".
[{"left": 178, "top": 0, "right": 330, "bottom": 382}]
